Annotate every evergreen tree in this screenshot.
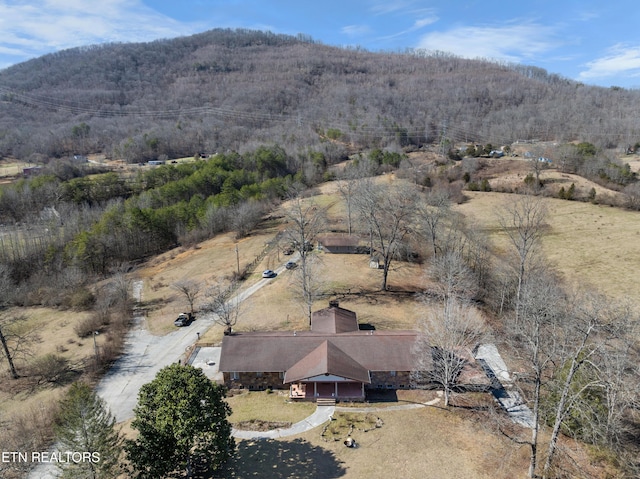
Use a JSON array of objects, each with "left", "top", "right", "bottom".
[
  {"left": 55, "top": 382, "right": 123, "bottom": 479},
  {"left": 125, "top": 364, "right": 235, "bottom": 478}
]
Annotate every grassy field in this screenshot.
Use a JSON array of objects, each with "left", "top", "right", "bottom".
[
  {"left": 0, "top": 308, "right": 96, "bottom": 416},
  {"left": 456, "top": 191, "right": 640, "bottom": 300}
]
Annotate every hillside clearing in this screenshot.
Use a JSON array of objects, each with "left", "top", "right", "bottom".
[{"left": 456, "top": 191, "right": 640, "bottom": 300}]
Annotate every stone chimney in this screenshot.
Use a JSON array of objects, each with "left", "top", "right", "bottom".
[{"left": 328, "top": 299, "right": 339, "bottom": 308}]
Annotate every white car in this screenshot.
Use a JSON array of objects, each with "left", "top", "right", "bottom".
[{"left": 262, "top": 269, "right": 277, "bottom": 278}]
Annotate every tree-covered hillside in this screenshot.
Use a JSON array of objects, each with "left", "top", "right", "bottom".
[{"left": 1, "top": 28, "right": 640, "bottom": 162}]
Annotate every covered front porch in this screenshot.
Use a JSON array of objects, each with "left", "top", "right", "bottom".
[{"left": 289, "top": 380, "right": 365, "bottom": 401}]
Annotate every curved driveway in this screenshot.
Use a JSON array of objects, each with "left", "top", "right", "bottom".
[{"left": 100, "top": 254, "right": 298, "bottom": 422}]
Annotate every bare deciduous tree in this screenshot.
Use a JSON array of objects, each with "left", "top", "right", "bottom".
[
  {"left": 419, "top": 187, "right": 451, "bottom": 259},
  {"left": 428, "top": 249, "right": 478, "bottom": 304},
  {"left": 507, "top": 268, "right": 565, "bottom": 479},
  {"left": 354, "top": 179, "right": 416, "bottom": 291},
  {"left": 507, "top": 270, "right": 639, "bottom": 479},
  {"left": 202, "top": 281, "right": 241, "bottom": 335},
  {"left": 497, "top": 194, "right": 547, "bottom": 323},
  {"left": 283, "top": 188, "right": 327, "bottom": 323},
  {"left": 231, "top": 200, "right": 267, "bottom": 239},
  {"left": 541, "top": 291, "right": 637, "bottom": 479},
  {"left": 172, "top": 279, "right": 203, "bottom": 316},
  {"left": 0, "top": 312, "right": 39, "bottom": 380},
  {"left": 413, "top": 297, "right": 486, "bottom": 407},
  {"left": 291, "top": 254, "right": 324, "bottom": 325},
  {"left": 336, "top": 160, "right": 374, "bottom": 235}
]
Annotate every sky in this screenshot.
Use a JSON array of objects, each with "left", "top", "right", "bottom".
[{"left": 1, "top": 0, "right": 640, "bottom": 88}]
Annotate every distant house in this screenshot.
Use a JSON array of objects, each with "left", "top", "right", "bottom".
[
  {"left": 218, "top": 301, "right": 423, "bottom": 402},
  {"left": 317, "top": 234, "right": 368, "bottom": 254},
  {"left": 147, "top": 160, "right": 165, "bottom": 166},
  {"left": 22, "top": 166, "right": 42, "bottom": 177}
]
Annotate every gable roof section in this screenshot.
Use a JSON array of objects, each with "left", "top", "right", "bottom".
[{"left": 284, "top": 340, "right": 371, "bottom": 384}]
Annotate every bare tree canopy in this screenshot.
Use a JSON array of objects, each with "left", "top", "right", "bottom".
[
  {"left": 413, "top": 297, "right": 486, "bottom": 407},
  {"left": 201, "top": 281, "right": 241, "bottom": 335},
  {"left": 171, "top": 279, "right": 203, "bottom": 316},
  {"left": 354, "top": 179, "right": 417, "bottom": 291},
  {"left": 497, "top": 194, "right": 548, "bottom": 322},
  {"left": 283, "top": 189, "right": 327, "bottom": 324}
]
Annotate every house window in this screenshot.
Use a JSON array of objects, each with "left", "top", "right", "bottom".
[
  {"left": 390, "top": 370, "right": 397, "bottom": 377},
  {"left": 279, "top": 372, "right": 284, "bottom": 379},
  {"left": 256, "top": 372, "right": 263, "bottom": 377},
  {"left": 231, "top": 372, "right": 240, "bottom": 380}
]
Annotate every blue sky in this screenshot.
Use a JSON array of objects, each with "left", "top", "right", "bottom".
[{"left": 1, "top": 0, "right": 640, "bottom": 88}]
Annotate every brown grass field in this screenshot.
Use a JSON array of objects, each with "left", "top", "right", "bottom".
[
  {"left": 3, "top": 159, "right": 639, "bottom": 478},
  {"left": 456, "top": 191, "right": 640, "bottom": 300}
]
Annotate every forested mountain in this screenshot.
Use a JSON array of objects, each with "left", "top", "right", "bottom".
[{"left": 1, "top": 28, "right": 639, "bottom": 162}]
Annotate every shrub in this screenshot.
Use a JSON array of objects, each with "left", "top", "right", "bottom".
[
  {"left": 74, "top": 314, "right": 104, "bottom": 338},
  {"left": 30, "top": 354, "right": 72, "bottom": 384},
  {"left": 69, "top": 288, "right": 95, "bottom": 310}
]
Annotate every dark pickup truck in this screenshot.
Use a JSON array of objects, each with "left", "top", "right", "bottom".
[{"left": 174, "top": 312, "right": 194, "bottom": 327}]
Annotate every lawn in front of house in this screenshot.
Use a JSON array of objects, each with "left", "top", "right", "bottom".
[{"left": 226, "top": 390, "right": 316, "bottom": 426}]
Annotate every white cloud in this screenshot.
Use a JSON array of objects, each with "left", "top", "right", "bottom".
[
  {"left": 579, "top": 44, "right": 640, "bottom": 80},
  {"left": 342, "top": 24, "right": 372, "bottom": 37},
  {"left": 413, "top": 16, "right": 438, "bottom": 29},
  {"left": 0, "top": 0, "right": 197, "bottom": 64},
  {"left": 415, "top": 23, "right": 560, "bottom": 62},
  {"left": 370, "top": 0, "right": 415, "bottom": 15}
]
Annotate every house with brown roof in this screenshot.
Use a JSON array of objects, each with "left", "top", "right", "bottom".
[
  {"left": 218, "top": 300, "right": 424, "bottom": 402},
  {"left": 316, "top": 234, "right": 368, "bottom": 254}
]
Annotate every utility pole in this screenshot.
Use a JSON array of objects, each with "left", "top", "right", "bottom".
[
  {"left": 235, "top": 244, "right": 240, "bottom": 276},
  {"left": 93, "top": 331, "right": 100, "bottom": 364}
]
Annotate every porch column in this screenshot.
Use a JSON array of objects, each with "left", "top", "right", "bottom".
[
  {"left": 334, "top": 382, "right": 338, "bottom": 398},
  {"left": 314, "top": 382, "right": 317, "bottom": 397}
]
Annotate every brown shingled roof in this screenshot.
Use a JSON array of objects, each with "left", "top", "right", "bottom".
[
  {"left": 284, "top": 340, "right": 371, "bottom": 383},
  {"left": 311, "top": 302, "right": 359, "bottom": 333},
  {"left": 218, "top": 330, "right": 423, "bottom": 376}
]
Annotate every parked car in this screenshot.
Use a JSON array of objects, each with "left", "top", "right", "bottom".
[
  {"left": 285, "top": 261, "right": 297, "bottom": 270},
  {"left": 283, "top": 247, "right": 294, "bottom": 255},
  {"left": 174, "top": 312, "right": 194, "bottom": 327},
  {"left": 262, "top": 269, "right": 277, "bottom": 278}
]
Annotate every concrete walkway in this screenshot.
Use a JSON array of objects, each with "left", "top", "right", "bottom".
[
  {"left": 475, "top": 343, "right": 535, "bottom": 428},
  {"left": 232, "top": 405, "right": 336, "bottom": 439}
]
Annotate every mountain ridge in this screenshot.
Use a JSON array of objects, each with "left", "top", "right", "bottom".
[{"left": 0, "top": 28, "right": 638, "bottom": 162}]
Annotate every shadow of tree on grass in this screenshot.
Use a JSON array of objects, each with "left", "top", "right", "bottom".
[{"left": 221, "top": 438, "right": 346, "bottom": 478}]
